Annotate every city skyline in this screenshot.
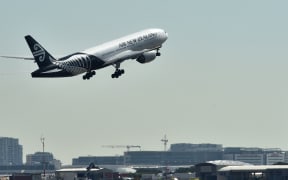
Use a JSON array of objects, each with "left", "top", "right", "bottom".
[
  {"left": 1, "top": 1, "right": 288, "bottom": 165},
  {"left": 2, "top": 136, "right": 288, "bottom": 166}
]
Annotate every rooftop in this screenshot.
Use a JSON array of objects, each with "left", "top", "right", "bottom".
[{"left": 219, "top": 165, "right": 288, "bottom": 172}]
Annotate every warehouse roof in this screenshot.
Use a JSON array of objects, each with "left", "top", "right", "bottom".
[{"left": 219, "top": 165, "right": 288, "bottom": 172}]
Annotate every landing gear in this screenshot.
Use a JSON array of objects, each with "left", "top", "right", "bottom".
[
  {"left": 156, "top": 49, "right": 161, "bottom": 56},
  {"left": 83, "top": 71, "right": 96, "bottom": 80},
  {"left": 111, "top": 63, "right": 125, "bottom": 79},
  {"left": 111, "top": 69, "right": 125, "bottom": 78}
]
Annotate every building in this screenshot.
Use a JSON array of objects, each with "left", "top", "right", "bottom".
[
  {"left": 284, "top": 151, "right": 288, "bottom": 163},
  {"left": 26, "top": 152, "right": 54, "bottom": 165},
  {"left": 73, "top": 149, "right": 223, "bottom": 166},
  {"left": 0, "top": 164, "right": 56, "bottom": 174},
  {"left": 223, "top": 147, "right": 285, "bottom": 165},
  {"left": 0, "top": 173, "right": 41, "bottom": 180},
  {"left": 73, "top": 156, "right": 124, "bottom": 166},
  {"left": 56, "top": 167, "right": 115, "bottom": 180},
  {"left": 73, "top": 144, "right": 288, "bottom": 166},
  {"left": 123, "top": 143, "right": 223, "bottom": 165},
  {"left": 73, "top": 144, "right": 223, "bottom": 166},
  {"left": 125, "top": 151, "right": 223, "bottom": 165},
  {"left": 195, "top": 163, "right": 288, "bottom": 180},
  {"left": 266, "top": 152, "right": 285, "bottom": 165},
  {"left": 218, "top": 165, "right": 288, "bottom": 180},
  {"left": 26, "top": 152, "right": 61, "bottom": 169},
  {"left": 0, "top": 137, "right": 23, "bottom": 165},
  {"left": 195, "top": 160, "right": 251, "bottom": 180},
  {"left": 170, "top": 143, "right": 223, "bottom": 152}
]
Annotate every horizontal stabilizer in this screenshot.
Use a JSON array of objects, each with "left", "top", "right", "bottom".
[{"left": 0, "top": 56, "right": 34, "bottom": 60}]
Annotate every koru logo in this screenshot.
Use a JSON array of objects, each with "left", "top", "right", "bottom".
[{"left": 32, "top": 44, "right": 45, "bottom": 62}]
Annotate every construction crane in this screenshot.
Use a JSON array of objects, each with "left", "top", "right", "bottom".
[
  {"left": 161, "top": 135, "right": 168, "bottom": 151},
  {"left": 102, "top": 145, "right": 141, "bottom": 152},
  {"left": 102, "top": 145, "right": 141, "bottom": 165}
]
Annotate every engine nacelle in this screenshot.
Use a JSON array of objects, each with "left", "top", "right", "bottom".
[{"left": 136, "top": 50, "right": 157, "bottom": 64}]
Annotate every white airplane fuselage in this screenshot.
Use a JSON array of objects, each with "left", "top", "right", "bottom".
[{"left": 27, "top": 28, "right": 168, "bottom": 80}]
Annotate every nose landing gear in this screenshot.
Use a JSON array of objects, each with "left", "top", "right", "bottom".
[{"left": 156, "top": 49, "right": 161, "bottom": 56}]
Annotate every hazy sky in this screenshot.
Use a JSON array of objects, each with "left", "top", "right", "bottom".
[{"left": 1, "top": 1, "right": 288, "bottom": 165}]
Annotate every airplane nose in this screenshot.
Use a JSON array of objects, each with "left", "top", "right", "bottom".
[
  {"left": 156, "top": 29, "right": 168, "bottom": 42},
  {"left": 162, "top": 31, "right": 168, "bottom": 41}
]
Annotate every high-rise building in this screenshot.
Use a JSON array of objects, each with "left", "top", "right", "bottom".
[{"left": 0, "top": 137, "right": 23, "bottom": 165}]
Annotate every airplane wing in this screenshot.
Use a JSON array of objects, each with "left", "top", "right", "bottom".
[
  {"left": 0, "top": 56, "right": 34, "bottom": 60},
  {"left": 106, "top": 49, "right": 147, "bottom": 62}
]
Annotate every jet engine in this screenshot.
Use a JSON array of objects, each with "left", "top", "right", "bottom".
[{"left": 136, "top": 50, "right": 157, "bottom": 64}]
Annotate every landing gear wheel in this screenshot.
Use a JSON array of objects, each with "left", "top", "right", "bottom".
[
  {"left": 83, "top": 71, "right": 96, "bottom": 80},
  {"left": 112, "top": 69, "right": 125, "bottom": 79}
]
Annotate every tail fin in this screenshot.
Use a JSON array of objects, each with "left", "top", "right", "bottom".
[{"left": 25, "top": 35, "right": 56, "bottom": 68}]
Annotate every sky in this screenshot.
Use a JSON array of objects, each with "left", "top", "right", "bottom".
[{"left": 1, "top": 1, "right": 288, "bottom": 165}]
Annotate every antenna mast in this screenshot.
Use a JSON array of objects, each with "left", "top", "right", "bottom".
[
  {"left": 161, "top": 135, "right": 168, "bottom": 151},
  {"left": 40, "top": 136, "right": 46, "bottom": 178}
]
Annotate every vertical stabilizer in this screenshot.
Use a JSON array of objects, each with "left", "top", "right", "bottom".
[{"left": 25, "top": 35, "right": 55, "bottom": 68}]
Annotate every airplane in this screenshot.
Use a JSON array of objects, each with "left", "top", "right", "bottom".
[{"left": 1, "top": 28, "right": 168, "bottom": 80}]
